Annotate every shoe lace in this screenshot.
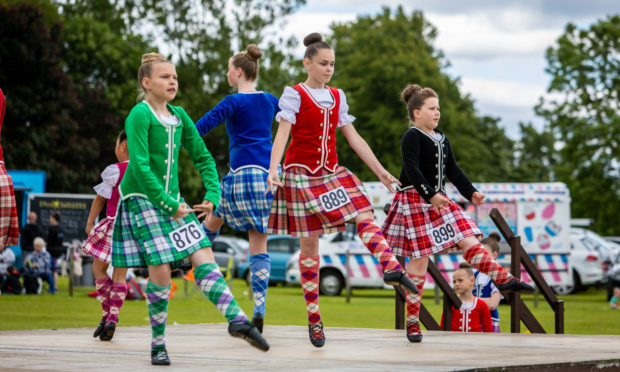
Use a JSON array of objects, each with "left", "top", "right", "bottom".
[
  {"left": 310, "top": 324, "right": 324, "bottom": 339},
  {"left": 407, "top": 322, "right": 421, "bottom": 336}
]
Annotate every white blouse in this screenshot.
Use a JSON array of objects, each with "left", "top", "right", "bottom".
[
  {"left": 93, "top": 163, "right": 123, "bottom": 199},
  {"left": 276, "top": 84, "right": 356, "bottom": 127}
]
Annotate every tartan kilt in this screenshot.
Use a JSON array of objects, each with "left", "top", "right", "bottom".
[
  {"left": 112, "top": 197, "right": 208, "bottom": 268},
  {"left": 82, "top": 217, "right": 115, "bottom": 263},
  {"left": 268, "top": 166, "right": 372, "bottom": 237},
  {"left": 381, "top": 187, "right": 481, "bottom": 259},
  {"left": 0, "top": 165, "right": 19, "bottom": 247},
  {"left": 213, "top": 167, "right": 274, "bottom": 233}
]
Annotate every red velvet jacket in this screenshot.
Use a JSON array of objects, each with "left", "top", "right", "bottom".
[{"left": 283, "top": 84, "right": 339, "bottom": 174}]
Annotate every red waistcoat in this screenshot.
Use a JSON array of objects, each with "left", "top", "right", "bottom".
[{"left": 284, "top": 84, "right": 339, "bottom": 174}]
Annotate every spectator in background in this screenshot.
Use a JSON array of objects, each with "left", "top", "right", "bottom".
[
  {"left": 47, "top": 212, "right": 63, "bottom": 292},
  {"left": 1, "top": 265, "right": 22, "bottom": 294},
  {"left": 441, "top": 263, "right": 493, "bottom": 333},
  {"left": 21, "top": 212, "right": 44, "bottom": 259},
  {"left": 24, "top": 237, "right": 55, "bottom": 294},
  {"left": 0, "top": 243, "right": 16, "bottom": 285}
]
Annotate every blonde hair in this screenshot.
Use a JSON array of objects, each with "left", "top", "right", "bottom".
[
  {"left": 137, "top": 52, "right": 172, "bottom": 100},
  {"left": 231, "top": 44, "right": 263, "bottom": 81},
  {"left": 33, "top": 237, "right": 46, "bottom": 247},
  {"left": 401, "top": 84, "right": 438, "bottom": 123}
]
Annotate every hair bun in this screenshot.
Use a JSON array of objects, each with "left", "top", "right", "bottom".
[
  {"left": 488, "top": 232, "right": 501, "bottom": 242},
  {"left": 141, "top": 52, "right": 165, "bottom": 66},
  {"left": 401, "top": 84, "right": 422, "bottom": 104},
  {"left": 303, "top": 32, "right": 323, "bottom": 47},
  {"left": 246, "top": 44, "right": 263, "bottom": 61}
]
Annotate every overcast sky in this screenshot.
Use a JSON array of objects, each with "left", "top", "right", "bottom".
[{"left": 276, "top": 0, "right": 620, "bottom": 138}]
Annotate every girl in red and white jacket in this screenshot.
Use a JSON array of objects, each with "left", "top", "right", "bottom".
[{"left": 267, "top": 32, "right": 417, "bottom": 348}]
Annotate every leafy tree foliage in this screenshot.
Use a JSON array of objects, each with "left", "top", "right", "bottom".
[
  {"left": 328, "top": 7, "right": 517, "bottom": 183},
  {"left": 0, "top": 2, "right": 118, "bottom": 192},
  {"left": 536, "top": 16, "right": 620, "bottom": 234}
]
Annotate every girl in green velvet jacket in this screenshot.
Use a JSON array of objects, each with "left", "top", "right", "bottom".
[{"left": 111, "top": 53, "right": 269, "bottom": 366}]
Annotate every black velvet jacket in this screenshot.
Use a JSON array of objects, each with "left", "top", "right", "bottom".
[{"left": 399, "top": 127, "right": 477, "bottom": 203}]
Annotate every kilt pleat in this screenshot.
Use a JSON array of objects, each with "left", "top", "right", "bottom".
[
  {"left": 0, "top": 167, "right": 19, "bottom": 247},
  {"left": 82, "top": 217, "right": 115, "bottom": 263},
  {"left": 381, "top": 188, "right": 481, "bottom": 258},
  {"left": 214, "top": 167, "right": 274, "bottom": 233},
  {"left": 267, "top": 166, "right": 372, "bottom": 237},
  {"left": 112, "top": 197, "right": 207, "bottom": 267}
]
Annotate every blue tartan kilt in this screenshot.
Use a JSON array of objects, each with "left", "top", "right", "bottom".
[
  {"left": 112, "top": 196, "right": 208, "bottom": 268},
  {"left": 213, "top": 166, "right": 275, "bottom": 233}
]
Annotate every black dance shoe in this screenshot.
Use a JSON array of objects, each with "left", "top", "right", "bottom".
[
  {"left": 151, "top": 348, "right": 171, "bottom": 366},
  {"left": 383, "top": 270, "right": 419, "bottom": 294},
  {"left": 251, "top": 313, "right": 264, "bottom": 334},
  {"left": 228, "top": 322, "right": 270, "bottom": 351},
  {"left": 406, "top": 322, "right": 423, "bottom": 343},
  {"left": 308, "top": 322, "right": 325, "bottom": 348},
  {"left": 99, "top": 321, "right": 116, "bottom": 341},
  {"left": 93, "top": 318, "right": 106, "bottom": 338},
  {"left": 497, "top": 277, "right": 535, "bottom": 293}
]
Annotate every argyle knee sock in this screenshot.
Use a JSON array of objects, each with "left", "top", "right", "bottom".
[
  {"left": 106, "top": 282, "right": 127, "bottom": 324},
  {"left": 357, "top": 219, "right": 403, "bottom": 272},
  {"left": 194, "top": 262, "right": 249, "bottom": 324},
  {"left": 250, "top": 254, "right": 271, "bottom": 317},
  {"left": 299, "top": 255, "right": 320, "bottom": 324},
  {"left": 405, "top": 273, "right": 426, "bottom": 324},
  {"left": 95, "top": 277, "right": 113, "bottom": 322},
  {"left": 146, "top": 281, "right": 171, "bottom": 352},
  {"left": 463, "top": 243, "right": 512, "bottom": 284}
]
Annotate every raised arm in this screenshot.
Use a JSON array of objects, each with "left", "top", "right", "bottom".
[{"left": 195, "top": 96, "right": 236, "bottom": 137}]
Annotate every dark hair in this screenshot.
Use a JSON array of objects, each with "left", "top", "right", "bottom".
[
  {"left": 137, "top": 52, "right": 172, "bottom": 100},
  {"left": 118, "top": 130, "right": 127, "bottom": 144},
  {"left": 51, "top": 212, "right": 61, "bottom": 223},
  {"left": 480, "top": 232, "right": 501, "bottom": 254},
  {"left": 231, "top": 44, "right": 262, "bottom": 81},
  {"left": 401, "top": 84, "right": 438, "bottom": 122},
  {"left": 457, "top": 263, "right": 475, "bottom": 277},
  {"left": 303, "top": 32, "right": 332, "bottom": 60}
]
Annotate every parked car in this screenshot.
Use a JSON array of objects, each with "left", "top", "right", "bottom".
[
  {"left": 237, "top": 235, "right": 299, "bottom": 284},
  {"left": 607, "top": 250, "right": 620, "bottom": 301},
  {"left": 552, "top": 230, "right": 608, "bottom": 295},
  {"left": 211, "top": 235, "right": 249, "bottom": 278},
  {"left": 572, "top": 228, "right": 620, "bottom": 263},
  {"left": 286, "top": 226, "right": 391, "bottom": 296}
]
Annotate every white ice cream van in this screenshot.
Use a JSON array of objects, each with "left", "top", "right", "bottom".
[{"left": 286, "top": 182, "right": 574, "bottom": 295}]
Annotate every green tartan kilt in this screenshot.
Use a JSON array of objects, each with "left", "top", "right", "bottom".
[{"left": 112, "top": 196, "right": 209, "bottom": 268}]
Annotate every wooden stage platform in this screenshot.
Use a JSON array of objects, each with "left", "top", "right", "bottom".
[{"left": 1, "top": 324, "right": 619, "bottom": 371}]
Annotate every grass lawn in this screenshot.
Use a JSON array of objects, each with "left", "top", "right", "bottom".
[{"left": 1, "top": 277, "right": 619, "bottom": 335}]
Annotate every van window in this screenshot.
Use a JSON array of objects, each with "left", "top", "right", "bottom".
[
  {"left": 211, "top": 242, "right": 229, "bottom": 253},
  {"left": 268, "top": 239, "right": 290, "bottom": 253}
]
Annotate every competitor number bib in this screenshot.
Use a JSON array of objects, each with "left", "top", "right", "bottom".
[
  {"left": 429, "top": 222, "right": 456, "bottom": 246},
  {"left": 169, "top": 220, "right": 206, "bottom": 252},
  {"left": 319, "top": 186, "right": 351, "bottom": 212}
]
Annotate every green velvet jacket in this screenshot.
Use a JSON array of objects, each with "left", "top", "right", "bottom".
[{"left": 120, "top": 101, "right": 220, "bottom": 216}]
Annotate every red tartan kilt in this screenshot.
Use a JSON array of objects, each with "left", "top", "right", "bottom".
[
  {"left": 381, "top": 188, "right": 481, "bottom": 258},
  {"left": 268, "top": 166, "right": 372, "bottom": 237},
  {"left": 0, "top": 164, "right": 19, "bottom": 247}
]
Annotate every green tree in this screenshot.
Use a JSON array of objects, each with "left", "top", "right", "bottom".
[
  {"left": 0, "top": 3, "right": 118, "bottom": 192},
  {"left": 328, "top": 7, "right": 517, "bottom": 183},
  {"left": 535, "top": 16, "right": 620, "bottom": 234}
]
